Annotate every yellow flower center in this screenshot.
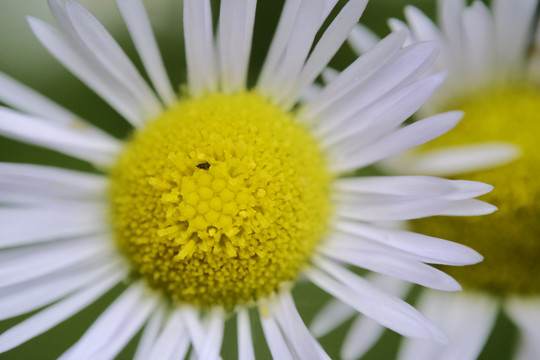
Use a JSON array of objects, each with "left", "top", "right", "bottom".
[
  {"left": 109, "top": 92, "right": 332, "bottom": 308},
  {"left": 413, "top": 85, "right": 540, "bottom": 296}
]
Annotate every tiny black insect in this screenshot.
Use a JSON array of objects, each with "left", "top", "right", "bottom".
[{"left": 196, "top": 161, "right": 210, "bottom": 170}]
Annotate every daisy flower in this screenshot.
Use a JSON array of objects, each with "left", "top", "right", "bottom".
[
  {"left": 0, "top": 0, "right": 495, "bottom": 358},
  {"left": 314, "top": 0, "right": 540, "bottom": 359}
]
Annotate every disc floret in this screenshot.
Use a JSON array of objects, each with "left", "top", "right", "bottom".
[{"left": 110, "top": 92, "right": 332, "bottom": 307}]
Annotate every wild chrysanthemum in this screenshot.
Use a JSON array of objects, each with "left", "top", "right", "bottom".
[
  {"left": 317, "top": 0, "right": 540, "bottom": 359},
  {"left": 0, "top": 0, "right": 495, "bottom": 358}
]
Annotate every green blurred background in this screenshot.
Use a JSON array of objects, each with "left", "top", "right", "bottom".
[{"left": 0, "top": 0, "right": 517, "bottom": 359}]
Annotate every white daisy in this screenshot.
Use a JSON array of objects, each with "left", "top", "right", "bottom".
[
  {"left": 0, "top": 0, "right": 495, "bottom": 359},
  {"left": 317, "top": 0, "right": 540, "bottom": 359}
]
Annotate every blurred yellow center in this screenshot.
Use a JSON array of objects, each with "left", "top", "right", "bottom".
[
  {"left": 413, "top": 85, "right": 540, "bottom": 296},
  {"left": 109, "top": 92, "right": 332, "bottom": 307}
]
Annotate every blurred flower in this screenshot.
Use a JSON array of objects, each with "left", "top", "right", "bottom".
[
  {"left": 0, "top": 0, "right": 495, "bottom": 358},
  {"left": 319, "top": 0, "right": 540, "bottom": 359}
]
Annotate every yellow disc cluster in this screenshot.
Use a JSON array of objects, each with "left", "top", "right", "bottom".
[
  {"left": 414, "top": 85, "right": 540, "bottom": 296},
  {"left": 109, "top": 92, "right": 332, "bottom": 308}
]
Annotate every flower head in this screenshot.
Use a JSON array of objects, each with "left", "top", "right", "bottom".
[
  {"left": 343, "top": 0, "right": 540, "bottom": 358},
  {"left": 0, "top": 0, "right": 494, "bottom": 358}
]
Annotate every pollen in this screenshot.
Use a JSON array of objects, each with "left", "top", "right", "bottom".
[
  {"left": 413, "top": 85, "right": 540, "bottom": 297},
  {"left": 109, "top": 92, "right": 332, "bottom": 308}
]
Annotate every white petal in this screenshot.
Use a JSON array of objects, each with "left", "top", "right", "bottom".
[
  {"left": 380, "top": 142, "right": 521, "bottom": 177},
  {"left": 442, "top": 180, "right": 494, "bottom": 200},
  {"left": 321, "top": 67, "right": 339, "bottom": 84},
  {"left": 405, "top": 6, "right": 446, "bottom": 45},
  {"left": 147, "top": 309, "right": 190, "bottom": 360},
  {"left": 321, "top": 72, "right": 445, "bottom": 152},
  {"left": 199, "top": 307, "right": 225, "bottom": 360},
  {"left": 0, "top": 204, "right": 108, "bottom": 248},
  {"left": 116, "top": 0, "right": 176, "bottom": 106},
  {"left": 169, "top": 337, "right": 191, "bottom": 360},
  {"left": 366, "top": 272, "right": 412, "bottom": 298},
  {"left": 493, "top": 0, "right": 538, "bottom": 73},
  {"left": 333, "top": 220, "right": 483, "bottom": 265},
  {"left": 90, "top": 295, "right": 158, "bottom": 360},
  {"left": 437, "top": 199, "right": 497, "bottom": 216},
  {"left": 0, "top": 259, "right": 120, "bottom": 320},
  {"left": 439, "top": 0, "right": 465, "bottom": 56},
  {"left": 0, "top": 191, "right": 60, "bottom": 206},
  {"left": 0, "top": 163, "right": 106, "bottom": 203},
  {"left": 257, "top": 0, "right": 302, "bottom": 92},
  {"left": 461, "top": 1, "right": 496, "bottom": 84},
  {"left": 332, "top": 111, "right": 462, "bottom": 173},
  {"left": 47, "top": 0, "right": 79, "bottom": 39},
  {"left": 301, "top": 30, "right": 407, "bottom": 122},
  {"left": 278, "top": 0, "right": 369, "bottom": 108},
  {"left": 309, "top": 298, "right": 355, "bottom": 337},
  {"left": 183, "top": 0, "right": 218, "bottom": 95},
  {"left": 505, "top": 296, "right": 540, "bottom": 351},
  {"left": 59, "top": 281, "right": 148, "bottom": 360},
  {"left": 323, "top": 230, "right": 418, "bottom": 262},
  {"left": 514, "top": 336, "right": 540, "bottom": 360},
  {"left": 180, "top": 306, "right": 206, "bottom": 356},
  {"left": 0, "top": 235, "right": 112, "bottom": 288},
  {"left": 271, "top": 292, "right": 330, "bottom": 360},
  {"left": 387, "top": 18, "right": 414, "bottom": 46},
  {"left": 320, "top": 240, "right": 462, "bottom": 291},
  {"left": 321, "top": 0, "right": 339, "bottom": 20},
  {"left": 342, "top": 316, "right": 385, "bottom": 360},
  {"left": 334, "top": 175, "right": 457, "bottom": 198},
  {"left": 335, "top": 196, "right": 453, "bottom": 221},
  {"left": 0, "top": 72, "right": 88, "bottom": 129},
  {"left": 28, "top": 16, "right": 144, "bottom": 127},
  {"left": 237, "top": 307, "right": 255, "bottom": 360},
  {"left": 0, "top": 267, "right": 125, "bottom": 354},
  {"left": 398, "top": 290, "right": 498, "bottom": 360},
  {"left": 217, "top": 0, "right": 257, "bottom": 93},
  {"left": 314, "top": 42, "right": 439, "bottom": 137},
  {"left": 0, "top": 106, "right": 120, "bottom": 166},
  {"left": 307, "top": 257, "right": 448, "bottom": 343},
  {"left": 133, "top": 305, "right": 166, "bottom": 360},
  {"left": 259, "top": 309, "right": 294, "bottom": 360},
  {"left": 0, "top": 255, "right": 108, "bottom": 293},
  {"left": 261, "top": 0, "right": 327, "bottom": 102},
  {"left": 333, "top": 177, "right": 493, "bottom": 207},
  {"left": 65, "top": 0, "right": 162, "bottom": 119},
  {"left": 404, "top": 5, "right": 452, "bottom": 74},
  {"left": 348, "top": 23, "right": 380, "bottom": 54},
  {"left": 299, "top": 82, "right": 323, "bottom": 103}
]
